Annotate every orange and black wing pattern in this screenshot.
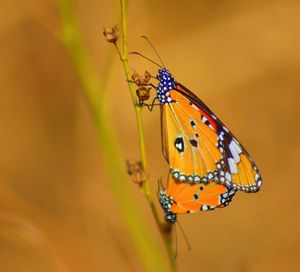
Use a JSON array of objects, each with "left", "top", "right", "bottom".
[
  {"left": 157, "top": 69, "right": 262, "bottom": 193},
  {"left": 159, "top": 174, "right": 236, "bottom": 223}
]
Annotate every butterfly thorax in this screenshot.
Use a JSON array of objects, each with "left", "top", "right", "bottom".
[
  {"left": 156, "top": 68, "right": 176, "bottom": 104},
  {"left": 159, "top": 189, "right": 177, "bottom": 224}
]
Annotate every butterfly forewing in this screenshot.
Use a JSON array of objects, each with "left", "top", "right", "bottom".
[
  {"left": 161, "top": 90, "right": 224, "bottom": 183},
  {"left": 161, "top": 79, "right": 262, "bottom": 192}
]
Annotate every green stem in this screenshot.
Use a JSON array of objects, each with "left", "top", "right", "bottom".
[
  {"left": 56, "top": 0, "right": 169, "bottom": 271},
  {"left": 119, "top": 0, "right": 176, "bottom": 270},
  {"left": 119, "top": 0, "right": 151, "bottom": 210}
]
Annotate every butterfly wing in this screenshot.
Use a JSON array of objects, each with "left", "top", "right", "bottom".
[
  {"left": 166, "top": 174, "right": 236, "bottom": 214},
  {"left": 161, "top": 82, "right": 262, "bottom": 192}
]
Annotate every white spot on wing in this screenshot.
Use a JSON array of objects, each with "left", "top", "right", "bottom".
[
  {"left": 176, "top": 142, "right": 183, "bottom": 150},
  {"left": 225, "top": 172, "right": 232, "bottom": 182},
  {"left": 229, "top": 141, "right": 242, "bottom": 163},
  {"left": 233, "top": 139, "right": 243, "bottom": 153},
  {"left": 228, "top": 158, "right": 238, "bottom": 174},
  {"left": 179, "top": 175, "right": 186, "bottom": 181},
  {"left": 202, "top": 205, "right": 209, "bottom": 211},
  {"left": 194, "top": 176, "right": 201, "bottom": 182}
]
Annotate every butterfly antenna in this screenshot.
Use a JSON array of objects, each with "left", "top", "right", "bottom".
[
  {"left": 177, "top": 221, "right": 192, "bottom": 251},
  {"left": 141, "top": 35, "right": 165, "bottom": 68},
  {"left": 173, "top": 224, "right": 178, "bottom": 260},
  {"left": 130, "top": 51, "right": 163, "bottom": 68}
]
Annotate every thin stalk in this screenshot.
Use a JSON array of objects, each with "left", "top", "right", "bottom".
[
  {"left": 56, "top": 0, "right": 168, "bottom": 271},
  {"left": 119, "top": 0, "right": 176, "bottom": 270},
  {"left": 119, "top": 0, "right": 152, "bottom": 209}
]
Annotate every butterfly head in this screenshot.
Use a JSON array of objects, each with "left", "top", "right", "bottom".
[
  {"left": 156, "top": 68, "right": 176, "bottom": 104},
  {"left": 157, "top": 68, "right": 172, "bottom": 80},
  {"left": 159, "top": 189, "right": 177, "bottom": 224}
]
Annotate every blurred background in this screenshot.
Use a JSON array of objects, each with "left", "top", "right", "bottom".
[{"left": 1, "top": 0, "right": 300, "bottom": 271}]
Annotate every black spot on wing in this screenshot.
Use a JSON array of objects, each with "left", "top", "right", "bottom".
[
  {"left": 190, "top": 120, "right": 196, "bottom": 128},
  {"left": 189, "top": 139, "right": 198, "bottom": 148},
  {"left": 174, "top": 136, "right": 184, "bottom": 153}
]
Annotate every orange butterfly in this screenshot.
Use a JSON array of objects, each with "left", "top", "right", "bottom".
[
  {"left": 155, "top": 68, "right": 262, "bottom": 223},
  {"left": 156, "top": 68, "right": 262, "bottom": 193},
  {"left": 132, "top": 38, "right": 262, "bottom": 223}
]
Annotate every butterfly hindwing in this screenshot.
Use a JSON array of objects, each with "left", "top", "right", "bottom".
[{"left": 166, "top": 174, "right": 236, "bottom": 214}]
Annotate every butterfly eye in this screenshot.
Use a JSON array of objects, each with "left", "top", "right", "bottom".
[{"left": 157, "top": 70, "right": 162, "bottom": 80}]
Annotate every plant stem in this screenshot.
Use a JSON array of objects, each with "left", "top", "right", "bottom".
[
  {"left": 119, "top": 0, "right": 176, "bottom": 270},
  {"left": 56, "top": 0, "right": 169, "bottom": 271}
]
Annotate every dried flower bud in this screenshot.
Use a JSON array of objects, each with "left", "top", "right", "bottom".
[
  {"left": 143, "top": 71, "right": 151, "bottom": 84},
  {"left": 136, "top": 87, "right": 151, "bottom": 103},
  {"left": 103, "top": 26, "right": 118, "bottom": 43},
  {"left": 132, "top": 71, "right": 142, "bottom": 86},
  {"left": 126, "top": 159, "right": 148, "bottom": 185},
  {"left": 131, "top": 70, "right": 151, "bottom": 86},
  {"left": 131, "top": 71, "right": 153, "bottom": 103}
]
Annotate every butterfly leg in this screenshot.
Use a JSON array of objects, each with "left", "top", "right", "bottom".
[
  {"left": 126, "top": 80, "right": 157, "bottom": 90},
  {"left": 139, "top": 97, "right": 160, "bottom": 111},
  {"left": 151, "top": 75, "right": 159, "bottom": 81},
  {"left": 137, "top": 83, "right": 157, "bottom": 89}
]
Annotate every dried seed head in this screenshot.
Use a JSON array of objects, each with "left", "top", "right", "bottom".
[
  {"left": 131, "top": 71, "right": 153, "bottom": 103},
  {"left": 126, "top": 159, "right": 148, "bottom": 185},
  {"left": 132, "top": 71, "right": 142, "bottom": 86},
  {"left": 136, "top": 87, "right": 151, "bottom": 102},
  {"left": 131, "top": 70, "right": 151, "bottom": 86},
  {"left": 103, "top": 26, "right": 118, "bottom": 43}
]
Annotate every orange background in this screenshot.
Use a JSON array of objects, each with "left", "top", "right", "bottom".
[{"left": 1, "top": 0, "right": 300, "bottom": 271}]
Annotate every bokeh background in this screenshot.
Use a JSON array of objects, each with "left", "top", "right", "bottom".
[{"left": 1, "top": 0, "right": 300, "bottom": 271}]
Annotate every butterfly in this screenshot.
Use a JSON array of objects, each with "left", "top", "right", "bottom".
[
  {"left": 132, "top": 38, "right": 262, "bottom": 224},
  {"left": 153, "top": 67, "right": 263, "bottom": 223},
  {"left": 153, "top": 68, "right": 263, "bottom": 223},
  {"left": 156, "top": 68, "right": 262, "bottom": 193}
]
